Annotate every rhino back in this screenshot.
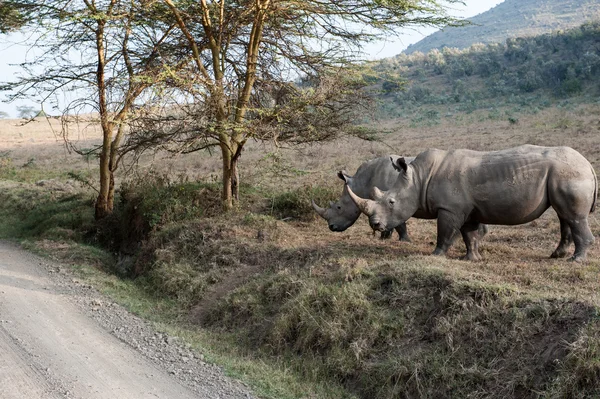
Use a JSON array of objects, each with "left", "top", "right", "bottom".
[{"left": 419, "top": 145, "right": 595, "bottom": 224}]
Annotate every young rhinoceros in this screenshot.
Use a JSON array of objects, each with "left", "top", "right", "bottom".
[
  {"left": 347, "top": 145, "right": 597, "bottom": 262},
  {"left": 312, "top": 155, "right": 415, "bottom": 241}
]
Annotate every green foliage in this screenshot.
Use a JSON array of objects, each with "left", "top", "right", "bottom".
[
  {"left": 374, "top": 69, "right": 407, "bottom": 94},
  {"left": 561, "top": 77, "right": 583, "bottom": 95},
  {"left": 90, "top": 173, "right": 227, "bottom": 276},
  {"left": 375, "top": 21, "right": 600, "bottom": 118},
  {"left": 0, "top": 2, "right": 25, "bottom": 33},
  {"left": 381, "top": 79, "right": 402, "bottom": 94},
  {"left": 410, "top": 108, "right": 441, "bottom": 127},
  {"left": 487, "top": 108, "right": 502, "bottom": 120},
  {"left": 0, "top": 161, "right": 68, "bottom": 182},
  {"left": 255, "top": 152, "right": 309, "bottom": 181}
]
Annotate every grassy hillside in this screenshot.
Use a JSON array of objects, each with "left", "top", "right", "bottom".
[
  {"left": 372, "top": 21, "right": 600, "bottom": 121},
  {"left": 2, "top": 98, "right": 600, "bottom": 397},
  {"left": 405, "top": 0, "right": 600, "bottom": 54}
]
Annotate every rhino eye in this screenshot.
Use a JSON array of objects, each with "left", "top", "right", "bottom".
[
  {"left": 389, "top": 199, "right": 395, "bottom": 206},
  {"left": 336, "top": 205, "right": 342, "bottom": 210}
]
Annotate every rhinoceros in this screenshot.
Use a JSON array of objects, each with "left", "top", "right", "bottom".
[
  {"left": 312, "top": 156, "right": 415, "bottom": 241},
  {"left": 346, "top": 145, "right": 597, "bottom": 262}
]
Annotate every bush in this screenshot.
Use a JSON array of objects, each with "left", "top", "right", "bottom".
[
  {"left": 269, "top": 185, "right": 338, "bottom": 221},
  {"left": 410, "top": 109, "right": 441, "bottom": 127},
  {"left": 561, "top": 77, "right": 583, "bottom": 95},
  {"left": 112, "top": 173, "right": 226, "bottom": 231}
]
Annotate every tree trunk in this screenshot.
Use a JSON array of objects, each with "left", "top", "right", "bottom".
[
  {"left": 221, "top": 144, "right": 233, "bottom": 211},
  {"left": 94, "top": 17, "right": 113, "bottom": 220},
  {"left": 95, "top": 183, "right": 115, "bottom": 219},
  {"left": 221, "top": 139, "right": 242, "bottom": 210},
  {"left": 231, "top": 142, "right": 241, "bottom": 201},
  {"left": 95, "top": 196, "right": 110, "bottom": 220},
  {"left": 231, "top": 158, "right": 239, "bottom": 201},
  {"left": 108, "top": 170, "right": 115, "bottom": 212},
  {"left": 95, "top": 149, "right": 112, "bottom": 219}
]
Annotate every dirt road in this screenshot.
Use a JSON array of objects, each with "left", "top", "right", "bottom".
[{"left": 0, "top": 241, "right": 255, "bottom": 399}]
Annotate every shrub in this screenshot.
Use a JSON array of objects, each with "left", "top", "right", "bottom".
[
  {"left": 561, "top": 77, "right": 583, "bottom": 95},
  {"left": 269, "top": 185, "right": 338, "bottom": 221}
]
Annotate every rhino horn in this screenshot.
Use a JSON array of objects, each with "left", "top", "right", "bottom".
[
  {"left": 371, "top": 186, "right": 385, "bottom": 201},
  {"left": 346, "top": 184, "right": 375, "bottom": 217},
  {"left": 311, "top": 199, "right": 328, "bottom": 219}
]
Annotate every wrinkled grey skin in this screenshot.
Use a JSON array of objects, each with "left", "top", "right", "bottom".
[
  {"left": 312, "top": 156, "right": 415, "bottom": 241},
  {"left": 348, "top": 145, "right": 597, "bottom": 262}
]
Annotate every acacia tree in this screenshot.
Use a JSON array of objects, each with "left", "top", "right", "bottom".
[
  {"left": 0, "top": 1, "right": 24, "bottom": 32},
  {"left": 133, "top": 0, "right": 465, "bottom": 211},
  {"left": 2, "top": 0, "right": 173, "bottom": 219}
]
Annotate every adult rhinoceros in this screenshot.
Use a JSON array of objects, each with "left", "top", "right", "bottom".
[
  {"left": 346, "top": 145, "right": 597, "bottom": 262},
  {"left": 312, "top": 156, "right": 415, "bottom": 241}
]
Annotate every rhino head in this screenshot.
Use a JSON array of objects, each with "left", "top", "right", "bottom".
[
  {"left": 346, "top": 157, "right": 420, "bottom": 232},
  {"left": 311, "top": 171, "right": 362, "bottom": 231}
]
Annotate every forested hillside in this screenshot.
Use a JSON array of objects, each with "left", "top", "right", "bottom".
[
  {"left": 373, "top": 21, "right": 600, "bottom": 120},
  {"left": 405, "top": 0, "right": 600, "bottom": 54}
]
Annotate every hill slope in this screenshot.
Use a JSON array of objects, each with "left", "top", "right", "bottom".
[
  {"left": 369, "top": 21, "right": 600, "bottom": 121},
  {"left": 405, "top": 0, "right": 600, "bottom": 54}
]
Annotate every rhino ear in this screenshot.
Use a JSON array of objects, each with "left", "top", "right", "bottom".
[
  {"left": 391, "top": 157, "right": 408, "bottom": 173},
  {"left": 337, "top": 170, "right": 352, "bottom": 184}
]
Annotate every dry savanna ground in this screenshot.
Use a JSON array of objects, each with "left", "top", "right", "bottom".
[
  {"left": 3, "top": 102, "right": 600, "bottom": 397},
  {"left": 2, "top": 104, "right": 600, "bottom": 307}
]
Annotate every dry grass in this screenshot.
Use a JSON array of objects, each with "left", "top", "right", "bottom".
[
  {"left": 252, "top": 102, "right": 600, "bottom": 305},
  {"left": 4, "top": 103, "right": 600, "bottom": 312},
  {"left": 3, "top": 101, "right": 600, "bottom": 397},
  {"left": 3, "top": 102, "right": 599, "bottom": 184}
]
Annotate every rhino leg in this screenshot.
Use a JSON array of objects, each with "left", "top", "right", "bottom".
[
  {"left": 460, "top": 222, "right": 484, "bottom": 261},
  {"left": 566, "top": 217, "right": 595, "bottom": 262},
  {"left": 432, "top": 211, "right": 461, "bottom": 256},
  {"left": 395, "top": 222, "right": 411, "bottom": 242},
  {"left": 551, "top": 218, "right": 573, "bottom": 259},
  {"left": 380, "top": 229, "right": 393, "bottom": 239},
  {"left": 478, "top": 224, "right": 489, "bottom": 239}
]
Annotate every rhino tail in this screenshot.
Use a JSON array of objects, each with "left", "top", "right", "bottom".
[{"left": 591, "top": 163, "right": 597, "bottom": 213}]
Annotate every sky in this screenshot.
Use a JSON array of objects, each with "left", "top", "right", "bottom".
[
  {"left": 364, "top": 0, "right": 505, "bottom": 60},
  {"left": 0, "top": 0, "right": 504, "bottom": 118}
]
